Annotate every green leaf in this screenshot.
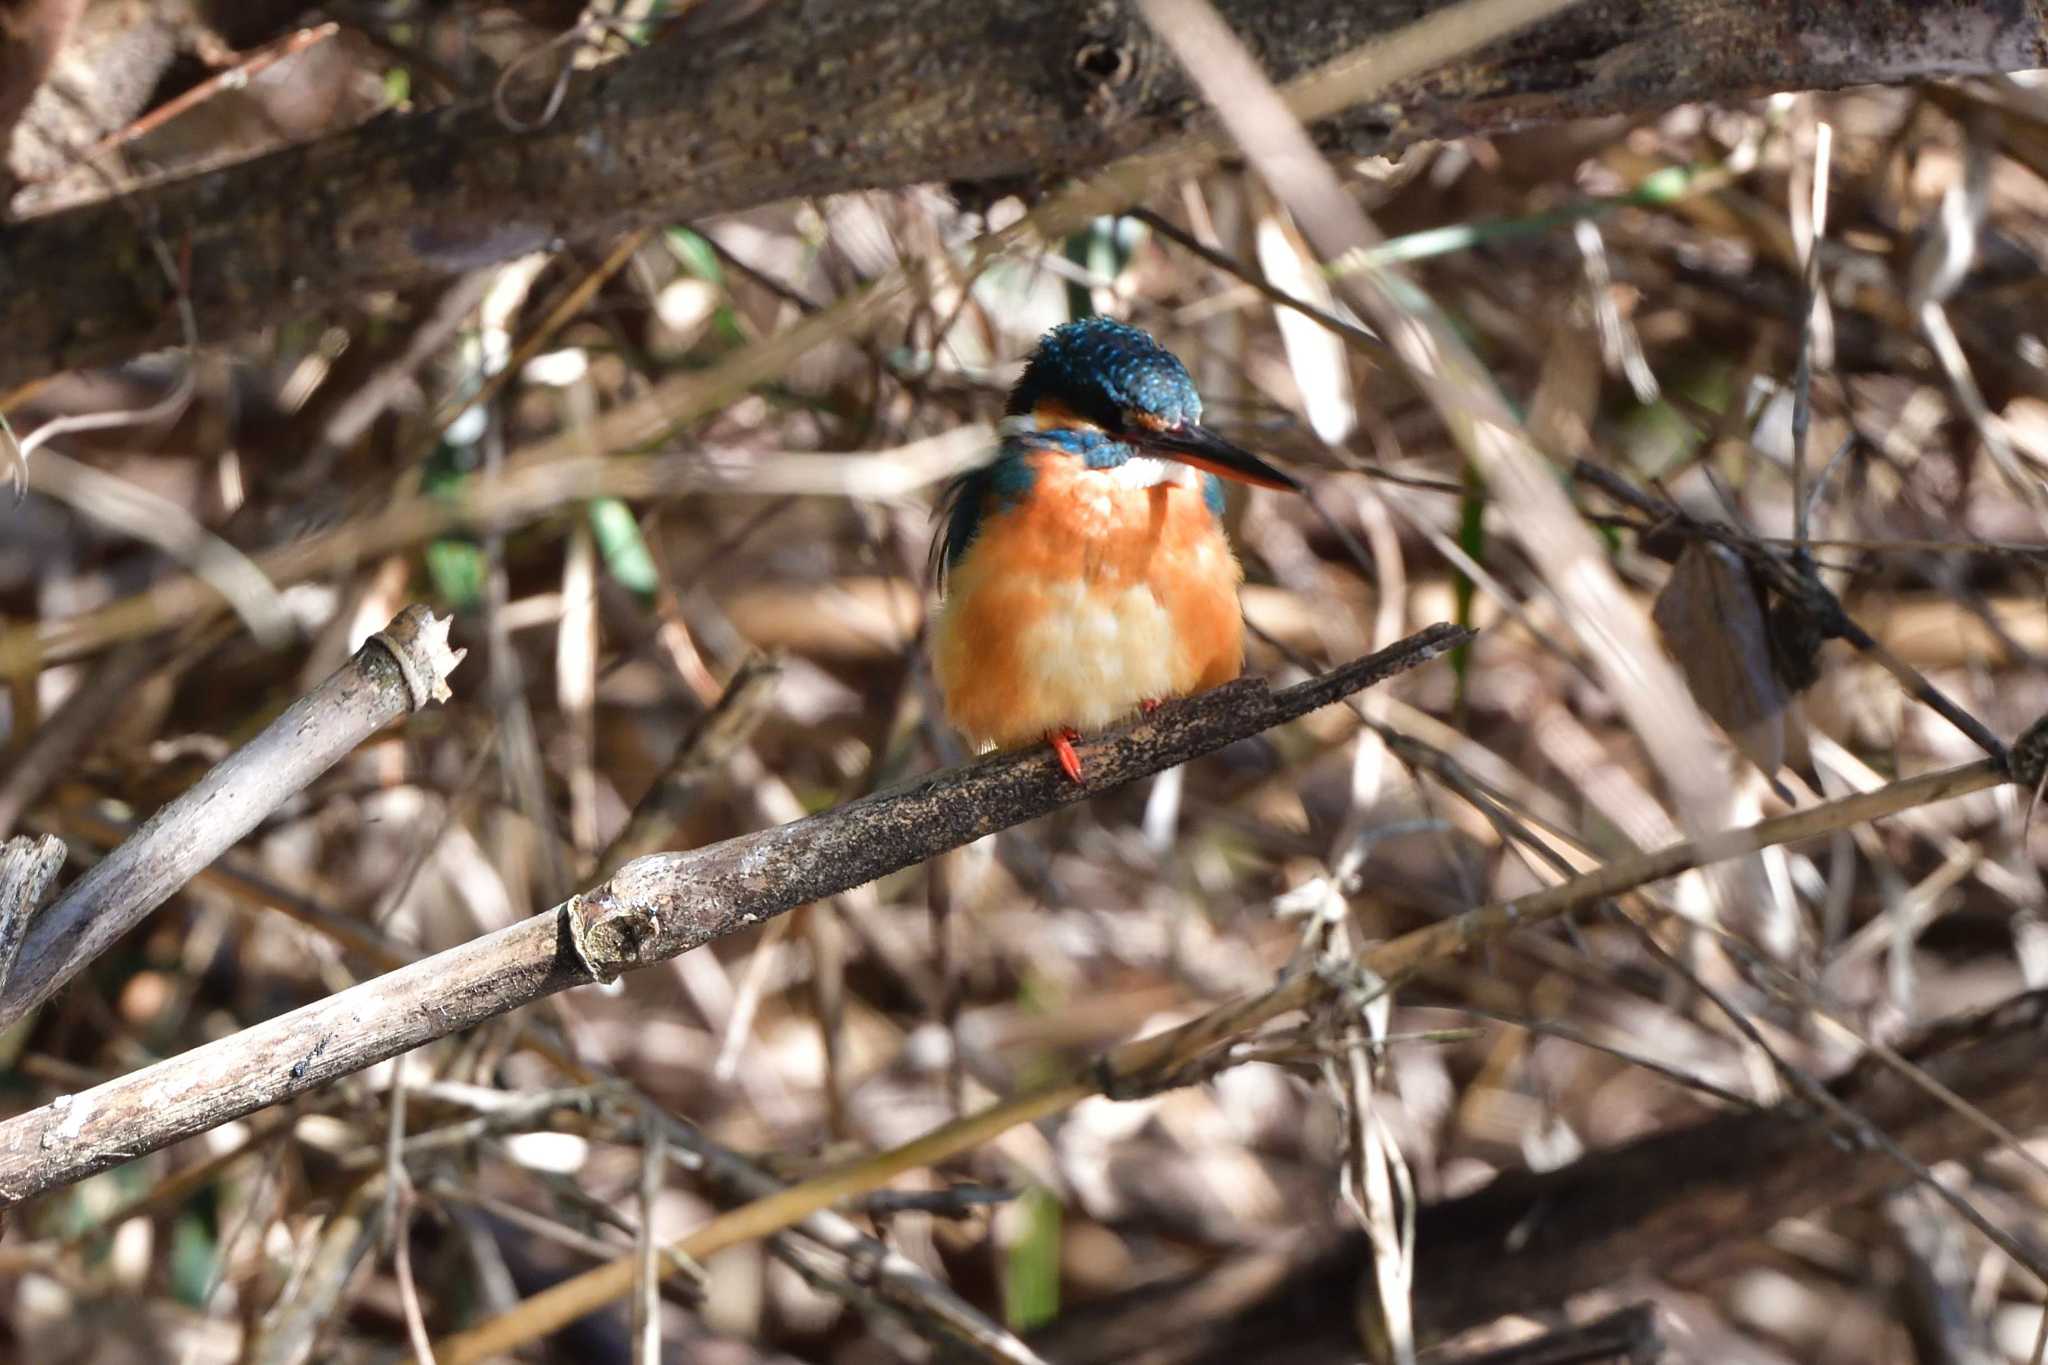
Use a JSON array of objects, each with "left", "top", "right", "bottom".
[
  {"left": 1003, "top": 1186, "right": 1062, "bottom": 1331},
  {"left": 1451, "top": 466, "right": 1484, "bottom": 713},
  {"left": 663, "top": 228, "right": 724, "bottom": 285},
  {"left": 169, "top": 1209, "right": 218, "bottom": 1307},
  {"left": 425, "top": 538, "right": 487, "bottom": 610},
  {"left": 589, "top": 498, "right": 658, "bottom": 596}
]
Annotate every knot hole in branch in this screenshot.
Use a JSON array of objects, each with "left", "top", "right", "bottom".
[
  {"left": 1074, "top": 40, "right": 1135, "bottom": 86},
  {"left": 1070, "top": 11, "right": 1141, "bottom": 125}
]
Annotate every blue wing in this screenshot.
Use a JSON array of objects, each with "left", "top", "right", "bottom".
[{"left": 928, "top": 450, "right": 1037, "bottom": 590}]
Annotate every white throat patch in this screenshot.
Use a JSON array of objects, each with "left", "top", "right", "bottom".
[{"left": 1108, "top": 456, "right": 1196, "bottom": 489}]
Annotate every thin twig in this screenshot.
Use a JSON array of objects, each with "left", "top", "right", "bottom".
[
  {"left": 1790, "top": 117, "right": 1832, "bottom": 545},
  {"left": 1129, "top": 207, "right": 1389, "bottom": 361},
  {"left": 597, "top": 654, "right": 781, "bottom": 878},
  {"left": 633, "top": 1109, "right": 665, "bottom": 1365},
  {"left": 1573, "top": 460, "right": 2009, "bottom": 764},
  {"left": 5, "top": 235, "right": 197, "bottom": 501},
  {"left": 27, "top": 447, "right": 292, "bottom": 647},
  {"left": 1440, "top": 1302, "right": 1662, "bottom": 1365},
  {"left": 78, "top": 23, "right": 341, "bottom": 163},
  {"left": 1615, "top": 902, "right": 2048, "bottom": 1287},
  {"left": 392, "top": 1185, "right": 437, "bottom": 1364},
  {"left": 244, "top": 1178, "right": 384, "bottom": 1365},
  {"left": 647, "top": 1109, "right": 1047, "bottom": 1363},
  {"left": 0, "top": 428, "right": 991, "bottom": 672},
  {"left": 0, "top": 632, "right": 188, "bottom": 836}
]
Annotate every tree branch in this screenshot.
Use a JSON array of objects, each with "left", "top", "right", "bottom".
[
  {"left": 0, "top": 605, "right": 468, "bottom": 1029},
  {"left": 0, "top": 622, "right": 1467, "bottom": 1206},
  {"left": 0, "top": 833, "right": 65, "bottom": 995},
  {"left": 5, "top": 0, "right": 2044, "bottom": 388}
]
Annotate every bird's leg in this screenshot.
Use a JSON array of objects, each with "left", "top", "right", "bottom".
[
  {"left": 1048, "top": 728, "right": 1085, "bottom": 784},
  {"left": 1139, "top": 699, "right": 1163, "bottom": 714}
]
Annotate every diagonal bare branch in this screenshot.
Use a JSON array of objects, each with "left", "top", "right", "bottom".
[
  {"left": 0, "top": 605, "right": 468, "bottom": 1029},
  {"left": 0, "top": 623, "right": 1467, "bottom": 1206}
]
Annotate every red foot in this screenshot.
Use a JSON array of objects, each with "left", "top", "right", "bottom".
[
  {"left": 1139, "top": 698, "right": 1163, "bottom": 714},
  {"left": 1049, "top": 728, "right": 1085, "bottom": 783}
]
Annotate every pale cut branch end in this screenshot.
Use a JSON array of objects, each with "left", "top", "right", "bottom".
[{"left": 366, "top": 604, "right": 467, "bottom": 710}]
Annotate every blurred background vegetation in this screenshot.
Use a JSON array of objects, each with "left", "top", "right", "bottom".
[{"left": 3, "top": 2, "right": 2048, "bottom": 1362}]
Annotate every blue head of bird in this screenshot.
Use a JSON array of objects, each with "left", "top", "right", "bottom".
[{"left": 935, "top": 317, "right": 1298, "bottom": 580}]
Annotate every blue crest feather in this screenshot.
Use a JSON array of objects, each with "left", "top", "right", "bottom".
[{"left": 1006, "top": 318, "right": 1203, "bottom": 429}]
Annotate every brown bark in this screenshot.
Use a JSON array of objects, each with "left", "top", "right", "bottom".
[
  {"left": 1, "top": 0, "right": 185, "bottom": 195},
  {"left": 0, "top": 0, "right": 85, "bottom": 152},
  {"left": 3, "top": 0, "right": 2045, "bottom": 390}
]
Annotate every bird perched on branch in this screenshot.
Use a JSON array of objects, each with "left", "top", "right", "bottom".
[{"left": 931, "top": 318, "right": 1300, "bottom": 783}]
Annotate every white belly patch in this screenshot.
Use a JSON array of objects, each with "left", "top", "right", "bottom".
[{"left": 1013, "top": 579, "right": 1183, "bottom": 732}]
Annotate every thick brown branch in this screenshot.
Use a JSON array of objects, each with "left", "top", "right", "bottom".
[
  {"left": 4, "top": 0, "right": 2044, "bottom": 388},
  {"left": 0, "top": 624, "right": 1466, "bottom": 1206}
]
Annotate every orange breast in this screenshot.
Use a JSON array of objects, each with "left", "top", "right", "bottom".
[{"left": 932, "top": 454, "right": 1245, "bottom": 749}]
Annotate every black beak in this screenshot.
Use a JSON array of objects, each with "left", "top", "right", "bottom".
[{"left": 1140, "top": 423, "right": 1301, "bottom": 492}]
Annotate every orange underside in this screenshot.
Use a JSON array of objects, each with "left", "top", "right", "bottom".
[{"left": 932, "top": 454, "right": 1246, "bottom": 749}]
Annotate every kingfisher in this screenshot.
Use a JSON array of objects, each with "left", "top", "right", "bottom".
[{"left": 930, "top": 318, "right": 1300, "bottom": 783}]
